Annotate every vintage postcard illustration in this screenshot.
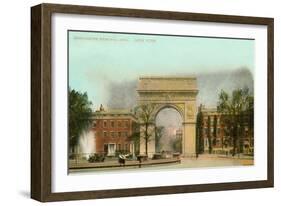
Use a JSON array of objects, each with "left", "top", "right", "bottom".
[{"left": 68, "top": 31, "right": 254, "bottom": 173}]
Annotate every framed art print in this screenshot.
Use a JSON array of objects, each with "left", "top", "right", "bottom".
[{"left": 31, "top": 3, "right": 274, "bottom": 202}]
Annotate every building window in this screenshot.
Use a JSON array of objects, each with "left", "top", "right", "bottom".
[
  {"left": 111, "top": 131, "right": 114, "bottom": 138},
  {"left": 204, "top": 128, "right": 208, "bottom": 135},
  {"left": 216, "top": 139, "right": 220, "bottom": 145},
  {"left": 117, "top": 144, "right": 121, "bottom": 151},
  {"left": 93, "top": 121, "right": 97, "bottom": 128},
  {"left": 103, "top": 131, "right": 107, "bottom": 137},
  {"left": 125, "top": 120, "right": 129, "bottom": 128},
  {"left": 111, "top": 121, "right": 115, "bottom": 128},
  {"left": 124, "top": 132, "right": 128, "bottom": 137},
  {"left": 103, "top": 120, "right": 107, "bottom": 128},
  {"left": 118, "top": 121, "right": 122, "bottom": 128},
  {"left": 118, "top": 132, "right": 121, "bottom": 137}
]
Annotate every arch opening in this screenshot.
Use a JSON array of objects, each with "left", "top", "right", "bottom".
[{"left": 155, "top": 107, "right": 183, "bottom": 154}]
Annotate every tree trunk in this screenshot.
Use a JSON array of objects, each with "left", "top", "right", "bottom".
[
  {"left": 208, "top": 137, "right": 212, "bottom": 154},
  {"left": 207, "top": 116, "right": 212, "bottom": 154},
  {"left": 145, "top": 138, "right": 148, "bottom": 155},
  {"left": 232, "top": 138, "right": 236, "bottom": 156},
  {"left": 232, "top": 127, "right": 237, "bottom": 156},
  {"left": 145, "top": 123, "right": 148, "bottom": 155}
]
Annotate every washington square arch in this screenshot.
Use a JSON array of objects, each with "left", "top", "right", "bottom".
[{"left": 137, "top": 76, "right": 198, "bottom": 157}]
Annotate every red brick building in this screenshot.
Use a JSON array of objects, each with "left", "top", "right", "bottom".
[
  {"left": 197, "top": 105, "right": 254, "bottom": 155},
  {"left": 92, "top": 105, "right": 138, "bottom": 156}
]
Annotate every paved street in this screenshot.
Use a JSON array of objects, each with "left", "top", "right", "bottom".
[{"left": 69, "top": 154, "right": 253, "bottom": 174}]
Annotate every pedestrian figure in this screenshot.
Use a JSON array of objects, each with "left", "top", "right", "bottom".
[
  {"left": 118, "top": 154, "right": 126, "bottom": 167},
  {"left": 137, "top": 155, "right": 142, "bottom": 168}
]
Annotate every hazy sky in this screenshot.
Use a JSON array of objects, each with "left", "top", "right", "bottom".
[
  {"left": 69, "top": 31, "right": 254, "bottom": 110},
  {"left": 155, "top": 108, "right": 183, "bottom": 151}
]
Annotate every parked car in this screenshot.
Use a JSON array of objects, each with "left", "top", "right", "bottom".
[{"left": 88, "top": 153, "right": 105, "bottom": 163}]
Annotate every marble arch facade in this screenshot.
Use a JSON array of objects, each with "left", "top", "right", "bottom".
[{"left": 137, "top": 76, "right": 198, "bottom": 157}]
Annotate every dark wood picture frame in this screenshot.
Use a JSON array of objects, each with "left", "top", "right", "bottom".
[{"left": 31, "top": 3, "right": 274, "bottom": 202}]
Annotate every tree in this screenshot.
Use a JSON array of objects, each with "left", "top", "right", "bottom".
[
  {"left": 172, "top": 135, "right": 182, "bottom": 153},
  {"left": 196, "top": 106, "right": 204, "bottom": 154},
  {"left": 217, "top": 87, "right": 253, "bottom": 156},
  {"left": 213, "top": 115, "right": 217, "bottom": 139},
  {"left": 212, "top": 115, "right": 218, "bottom": 147},
  {"left": 128, "top": 121, "right": 141, "bottom": 155},
  {"left": 207, "top": 116, "right": 212, "bottom": 154},
  {"left": 155, "top": 126, "right": 164, "bottom": 152},
  {"left": 69, "top": 88, "right": 93, "bottom": 153},
  {"left": 247, "top": 95, "right": 254, "bottom": 152},
  {"left": 134, "top": 103, "right": 156, "bottom": 155}
]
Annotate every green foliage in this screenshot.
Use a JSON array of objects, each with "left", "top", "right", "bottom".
[
  {"left": 134, "top": 103, "right": 156, "bottom": 155},
  {"left": 68, "top": 88, "right": 93, "bottom": 151},
  {"left": 217, "top": 87, "right": 254, "bottom": 156},
  {"left": 135, "top": 103, "right": 156, "bottom": 125},
  {"left": 213, "top": 115, "right": 217, "bottom": 138},
  {"left": 218, "top": 87, "right": 253, "bottom": 116},
  {"left": 207, "top": 116, "right": 212, "bottom": 154},
  {"left": 196, "top": 108, "right": 204, "bottom": 154},
  {"left": 88, "top": 154, "right": 105, "bottom": 163}
]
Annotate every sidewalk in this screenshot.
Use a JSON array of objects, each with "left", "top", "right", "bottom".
[
  {"left": 217, "top": 154, "right": 254, "bottom": 160},
  {"left": 69, "top": 158, "right": 181, "bottom": 170},
  {"left": 196, "top": 153, "right": 254, "bottom": 160}
]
